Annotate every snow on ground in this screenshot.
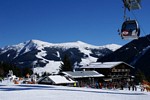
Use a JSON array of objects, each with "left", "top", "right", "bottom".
[{"left": 0, "top": 83, "right": 149, "bottom": 100}]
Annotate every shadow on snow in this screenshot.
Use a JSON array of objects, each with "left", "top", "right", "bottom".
[{"left": 0, "top": 85, "right": 146, "bottom": 96}]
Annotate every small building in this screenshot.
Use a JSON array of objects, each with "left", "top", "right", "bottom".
[
  {"left": 80, "top": 62, "right": 134, "bottom": 82},
  {"left": 37, "top": 75, "right": 76, "bottom": 86},
  {"left": 61, "top": 71, "right": 104, "bottom": 87}
]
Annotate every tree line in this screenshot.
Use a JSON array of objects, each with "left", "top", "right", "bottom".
[
  {"left": 0, "top": 54, "right": 73, "bottom": 78},
  {"left": 0, "top": 61, "right": 33, "bottom": 78}
]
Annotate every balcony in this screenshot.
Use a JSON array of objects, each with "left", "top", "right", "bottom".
[{"left": 111, "top": 69, "right": 130, "bottom": 72}]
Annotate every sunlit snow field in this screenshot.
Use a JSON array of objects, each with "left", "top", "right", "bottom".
[{"left": 0, "top": 83, "right": 149, "bottom": 100}]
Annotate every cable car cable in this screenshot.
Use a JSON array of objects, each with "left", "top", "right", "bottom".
[
  {"left": 131, "top": 11, "right": 150, "bottom": 42},
  {"left": 120, "top": 0, "right": 144, "bottom": 40}
]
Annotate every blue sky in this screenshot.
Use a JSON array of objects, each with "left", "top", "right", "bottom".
[{"left": 0, "top": 0, "right": 149, "bottom": 47}]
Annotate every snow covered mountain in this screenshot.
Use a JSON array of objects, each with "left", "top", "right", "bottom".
[
  {"left": 98, "top": 34, "right": 150, "bottom": 78},
  {"left": 0, "top": 40, "right": 121, "bottom": 74}
]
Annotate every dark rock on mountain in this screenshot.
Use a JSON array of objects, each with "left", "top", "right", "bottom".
[
  {"left": 0, "top": 40, "right": 121, "bottom": 73},
  {"left": 98, "top": 34, "right": 150, "bottom": 77}
]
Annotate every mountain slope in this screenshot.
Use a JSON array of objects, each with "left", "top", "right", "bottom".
[
  {"left": 0, "top": 40, "right": 121, "bottom": 74},
  {"left": 98, "top": 34, "right": 150, "bottom": 77}
]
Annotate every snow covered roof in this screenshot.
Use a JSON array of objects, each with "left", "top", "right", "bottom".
[
  {"left": 81, "top": 61, "right": 134, "bottom": 69},
  {"left": 62, "top": 71, "right": 104, "bottom": 78},
  {"left": 48, "top": 75, "right": 75, "bottom": 84}
]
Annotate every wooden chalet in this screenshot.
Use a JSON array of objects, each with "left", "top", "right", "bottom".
[
  {"left": 80, "top": 62, "right": 134, "bottom": 82},
  {"left": 37, "top": 75, "right": 76, "bottom": 86},
  {"left": 61, "top": 71, "right": 104, "bottom": 87}
]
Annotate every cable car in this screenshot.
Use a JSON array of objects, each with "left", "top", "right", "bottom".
[
  {"left": 123, "top": 0, "right": 141, "bottom": 11},
  {"left": 120, "top": 20, "right": 140, "bottom": 39}
]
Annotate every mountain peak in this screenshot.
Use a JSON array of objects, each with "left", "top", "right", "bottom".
[
  {"left": 0, "top": 39, "right": 121, "bottom": 74},
  {"left": 27, "top": 39, "right": 51, "bottom": 46},
  {"left": 102, "top": 44, "right": 122, "bottom": 51},
  {"left": 76, "top": 41, "right": 87, "bottom": 44},
  {"left": 76, "top": 41, "right": 93, "bottom": 47}
]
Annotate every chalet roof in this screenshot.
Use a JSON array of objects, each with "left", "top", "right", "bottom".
[
  {"left": 62, "top": 71, "right": 104, "bottom": 78},
  {"left": 48, "top": 75, "right": 75, "bottom": 84},
  {"left": 80, "top": 61, "right": 134, "bottom": 69},
  {"left": 42, "top": 75, "right": 75, "bottom": 84}
]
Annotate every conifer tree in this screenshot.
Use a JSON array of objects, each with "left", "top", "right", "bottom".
[
  {"left": 60, "top": 54, "right": 72, "bottom": 72},
  {"left": 0, "top": 67, "right": 4, "bottom": 77},
  {"left": 134, "top": 69, "right": 146, "bottom": 84},
  {"left": 0, "top": 62, "right": 22, "bottom": 77},
  {"left": 22, "top": 67, "right": 33, "bottom": 77}
]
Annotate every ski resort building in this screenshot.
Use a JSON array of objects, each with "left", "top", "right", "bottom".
[
  {"left": 37, "top": 75, "right": 76, "bottom": 86},
  {"left": 61, "top": 71, "right": 104, "bottom": 87},
  {"left": 80, "top": 62, "right": 134, "bottom": 82}
]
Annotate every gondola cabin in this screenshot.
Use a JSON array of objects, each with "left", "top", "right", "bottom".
[
  {"left": 123, "top": 0, "right": 141, "bottom": 11},
  {"left": 121, "top": 20, "right": 140, "bottom": 39}
]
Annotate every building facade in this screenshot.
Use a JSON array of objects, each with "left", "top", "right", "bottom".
[
  {"left": 81, "top": 62, "right": 134, "bottom": 83},
  {"left": 61, "top": 71, "right": 104, "bottom": 87}
]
